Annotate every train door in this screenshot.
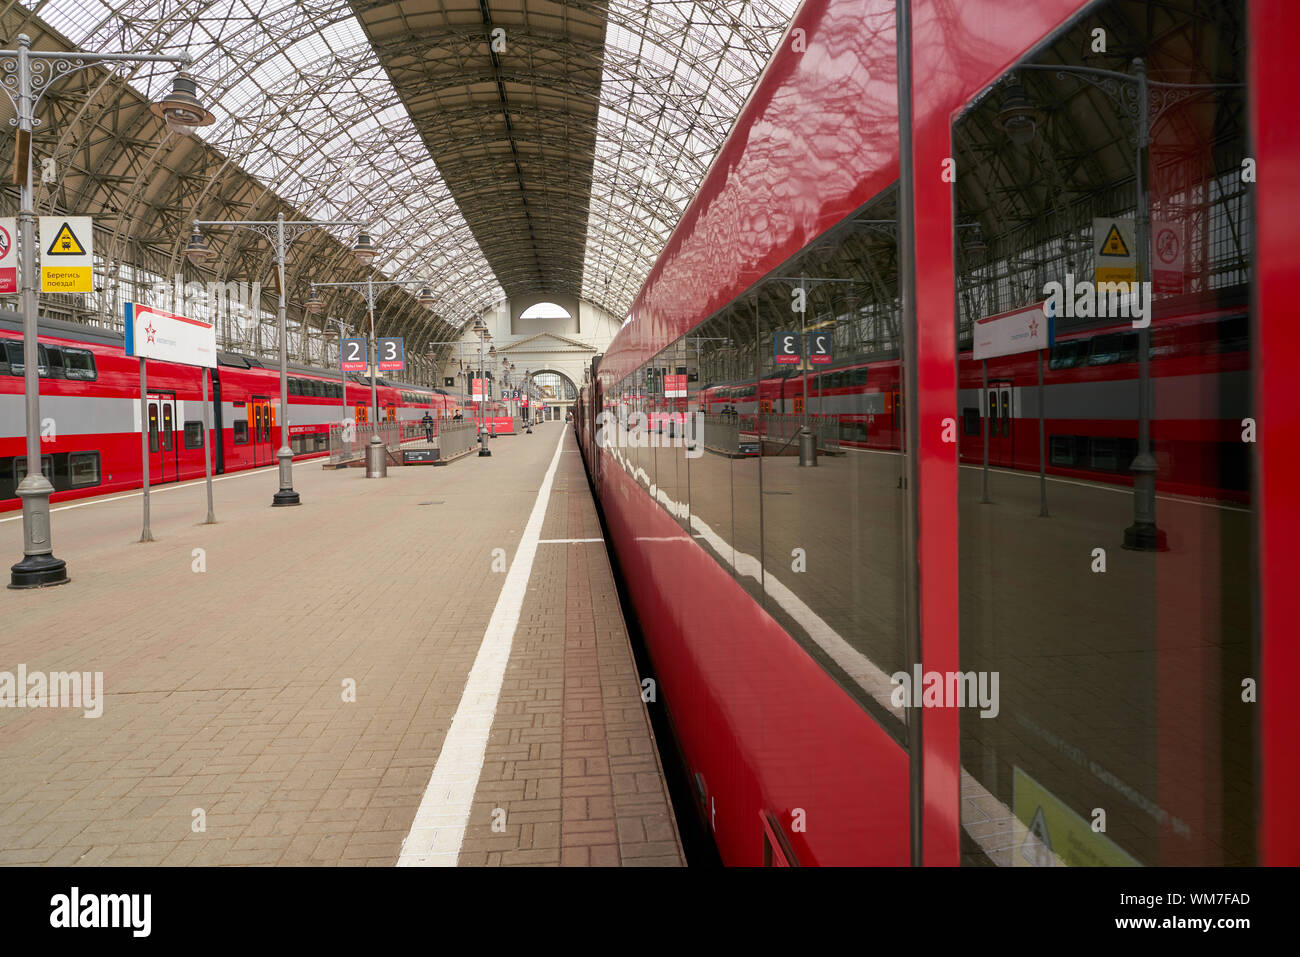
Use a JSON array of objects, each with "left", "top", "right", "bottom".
[
  {"left": 986, "top": 380, "right": 1014, "bottom": 468},
  {"left": 250, "top": 395, "right": 274, "bottom": 465},
  {"left": 146, "top": 391, "right": 179, "bottom": 483}
]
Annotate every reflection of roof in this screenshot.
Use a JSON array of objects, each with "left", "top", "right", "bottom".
[{"left": 32, "top": 0, "right": 799, "bottom": 349}]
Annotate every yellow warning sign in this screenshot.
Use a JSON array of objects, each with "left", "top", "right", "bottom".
[
  {"left": 39, "top": 216, "right": 93, "bottom": 293},
  {"left": 1098, "top": 223, "right": 1130, "bottom": 257},
  {"left": 1012, "top": 766, "right": 1140, "bottom": 867},
  {"left": 45, "top": 221, "right": 86, "bottom": 256}
]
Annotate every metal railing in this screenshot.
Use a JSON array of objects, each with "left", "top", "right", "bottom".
[
  {"left": 757, "top": 414, "right": 842, "bottom": 454},
  {"left": 436, "top": 421, "right": 479, "bottom": 460},
  {"left": 327, "top": 421, "right": 400, "bottom": 465},
  {"left": 702, "top": 414, "right": 740, "bottom": 455}
]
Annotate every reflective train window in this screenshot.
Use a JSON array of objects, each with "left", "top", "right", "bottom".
[{"left": 952, "top": 0, "right": 1253, "bottom": 865}]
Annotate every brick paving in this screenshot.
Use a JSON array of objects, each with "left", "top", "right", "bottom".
[
  {"left": 456, "top": 443, "right": 683, "bottom": 866},
  {"left": 0, "top": 424, "right": 682, "bottom": 867}
]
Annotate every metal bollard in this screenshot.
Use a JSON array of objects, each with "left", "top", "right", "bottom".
[
  {"left": 797, "top": 427, "right": 818, "bottom": 467},
  {"left": 366, "top": 438, "right": 388, "bottom": 477}
]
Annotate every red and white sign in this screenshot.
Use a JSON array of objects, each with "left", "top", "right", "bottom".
[
  {"left": 472, "top": 378, "right": 485, "bottom": 402},
  {"left": 521, "top": 394, "right": 529, "bottom": 408},
  {"left": 0, "top": 218, "right": 16, "bottom": 294},
  {"left": 664, "top": 374, "right": 687, "bottom": 398},
  {"left": 124, "top": 301, "right": 217, "bottom": 368},
  {"left": 973, "top": 302, "right": 1051, "bottom": 361},
  {"left": 1153, "top": 221, "right": 1185, "bottom": 296}
]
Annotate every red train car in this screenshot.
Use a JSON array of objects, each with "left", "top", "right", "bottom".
[
  {"left": 577, "top": 0, "right": 1297, "bottom": 866},
  {"left": 0, "top": 310, "right": 449, "bottom": 510}
]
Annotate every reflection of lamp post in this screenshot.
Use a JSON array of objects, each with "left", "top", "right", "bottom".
[
  {"left": 1, "top": 37, "right": 212, "bottom": 587},
  {"left": 1005, "top": 61, "right": 1241, "bottom": 550},
  {"left": 308, "top": 277, "right": 435, "bottom": 464},
  {"left": 473, "top": 319, "right": 492, "bottom": 455},
  {"left": 186, "top": 216, "right": 369, "bottom": 506}
]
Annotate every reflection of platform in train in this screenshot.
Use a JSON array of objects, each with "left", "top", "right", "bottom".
[{"left": 612, "top": 434, "right": 1250, "bottom": 864}]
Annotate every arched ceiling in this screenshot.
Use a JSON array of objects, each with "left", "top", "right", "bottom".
[{"left": 5, "top": 0, "right": 800, "bottom": 355}]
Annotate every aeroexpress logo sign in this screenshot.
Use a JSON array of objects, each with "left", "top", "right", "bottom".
[{"left": 40, "top": 216, "right": 93, "bottom": 293}]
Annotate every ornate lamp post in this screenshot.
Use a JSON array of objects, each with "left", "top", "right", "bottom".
[
  {"left": 2, "top": 36, "right": 213, "bottom": 587},
  {"left": 1002, "top": 60, "right": 1241, "bottom": 549}
]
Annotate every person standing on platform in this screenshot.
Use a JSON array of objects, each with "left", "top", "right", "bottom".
[{"left": 421, "top": 410, "right": 434, "bottom": 444}]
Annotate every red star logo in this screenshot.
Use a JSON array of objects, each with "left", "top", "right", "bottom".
[
  {"left": 1028, "top": 318, "right": 1039, "bottom": 337},
  {"left": 145, "top": 322, "right": 156, "bottom": 343}
]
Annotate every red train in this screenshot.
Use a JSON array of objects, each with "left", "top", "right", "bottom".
[
  {"left": 577, "top": 0, "right": 1297, "bottom": 867},
  {"left": 0, "top": 309, "right": 463, "bottom": 509},
  {"left": 693, "top": 293, "right": 1248, "bottom": 502}
]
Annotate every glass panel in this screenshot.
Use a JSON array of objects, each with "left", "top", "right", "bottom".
[
  {"left": 63, "top": 348, "right": 97, "bottom": 380},
  {"left": 234, "top": 419, "right": 248, "bottom": 445},
  {"left": 162, "top": 403, "right": 174, "bottom": 451},
  {"left": 753, "top": 196, "right": 906, "bottom": 728},
  {"left": 954, "top": 0, "right": 1253, "bottom": 866},
  {"left": 148, "top": 402, "right": 159, "bottom": 453},
  {"left": 185, "top": 421, "right": 204, "bottom": 449}
]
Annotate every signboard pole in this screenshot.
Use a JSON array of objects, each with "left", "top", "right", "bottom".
[
  {"left": 202, "top": 366, "right": 215, "bottom": 524},
  {"left": 139, "top": 357, "right": 153, "bottom": 543},
  {"left": 800, "top": 282, "right": 809, "bottom": 432},
  {"left": 1038, "top": 349, "right": 1049, "bottom": 518},
  {"left": 981, "top": 359, "right": 991, "bottom": 504}
]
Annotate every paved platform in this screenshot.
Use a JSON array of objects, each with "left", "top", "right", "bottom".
[{"left": 0, "top": 423, "right": 683, "bottom": 867}]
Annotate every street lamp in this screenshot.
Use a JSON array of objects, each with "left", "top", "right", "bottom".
[
  {"left": 1, "top": 35, "right": 212, "bottom": 588},
  {"left": 1005, "top": 60, "right": 1241, "bottom": 550},
  {"left": 186, "top": 214, "right": 368, "bottom": 506},
  {"left": 309, "top": 276, "right": 435, "bottom": 471},
  {"left": 473, "top": 319, "right": 492, "bottom": 456}
]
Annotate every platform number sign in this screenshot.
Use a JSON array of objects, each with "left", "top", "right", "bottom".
[
  {"left": 774, "top": 331, "right": 802, "bottom": 365},
  {"left": 807, "top": 331, "right": 833, "bottom": 365},
  {"left": 377, "top": 336, "right": 404, "bottom": 371},
  {"left": 341, "top": 337, "right": 367, "bottom": 372}
]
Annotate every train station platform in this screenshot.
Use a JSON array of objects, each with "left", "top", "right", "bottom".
[{"left": 0, "top": 424, "right": 684, "bottom": 867}]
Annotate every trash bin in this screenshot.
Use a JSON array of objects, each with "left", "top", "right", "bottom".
[{"left": 366, "top": 438, "right": 387, "bottom": 478}]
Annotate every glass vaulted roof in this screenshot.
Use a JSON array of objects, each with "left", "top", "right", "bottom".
[{"left": 19, "top": 0, "right": 801, "bottom": 330}]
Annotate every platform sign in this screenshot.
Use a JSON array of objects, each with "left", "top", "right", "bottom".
[
  {"left": 124, "top": 302, "right": 216, "bottom": 368},
  {"left": 774, "top": 331, "right": 802, "bottom": 365},
  {"left": 341, "top": 338, "right": 367, "bottom": 371},
  {"left": 0, "top": 218, "right": 16, "bottom": 294},
  {"left": 472, "top": 378, "right": 485, "bottom": 402},
  {"left": 521, "top": 394, "right": 529, "bottom": 408},
  {"left": 1093, "top": 217, "right": 1137, "bottom": 285},
  {"left": 664, "top": 374, "right": 687, "bottom": 398},
  {"left": 807, "top": 331, "right": 833, "bottom": 365},
  {"left": 377, "top": 336, "right": 404, "bottom": 371},
  {"left": 39, "top": 216, "right": 93, "bottom": 293},
  {"left": 973, "top": 302, "right": 1054, "bottom": 360}
]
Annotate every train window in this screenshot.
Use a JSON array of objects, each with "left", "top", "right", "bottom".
[
  {"left": 43, "top": 345, "right": 65, "bottom": 377},
  {"left": 6, "top": 341, "right": 47, "bottom": 376},
  {"left": 184, "top": 421, "right": 204, "bottom": 449},
  {"left": 963, "top": 408, "right": 980, "bottom": 436},
  {"left": 62, "top": 348, "right": 96, "bottom": 381},
  {"left": 953, "top": 0, "right": 1254, "bottom": 866},
  {"left": 14, "top": 454, "right": 54, "bottom": 485},
  {"left": 162, "top": 404, "right": 174, "bottom": 450},
  {"left": 233, "top": 419, "right": 248, "bottom": 445},
  {"left": 148, "top": 402, "right": 159, "bottom": 452},
  {"left": 67, "top": 451, "right": 100, "bottom": 488},
  {"left": 1049, "top": 435, "right": 1077, "bottom": 467},
  {"left": 852, "top": 368, "right": 868, "bottom": 387},
  {"left": 289, "top": 378, "right": 301, "bottom": 396},
  {"left": 1048, "top": 340, "right": 1087, "bottom": 370}
]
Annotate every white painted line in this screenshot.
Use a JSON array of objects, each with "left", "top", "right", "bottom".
[
  {"left": 397, "top": 428, "right": 567, "bottom": 867},
  {"left": 537, "top": 538, "right": 604, "bottom": 544},
  {"left": 0, "top": 460, "right": 321, "bottom": 524}
]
